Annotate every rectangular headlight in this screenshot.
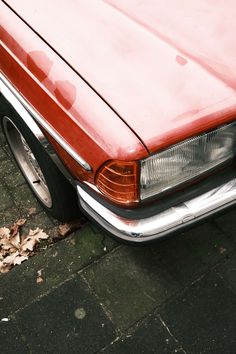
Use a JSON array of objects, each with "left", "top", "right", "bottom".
[{"left": 140, "top": 122, "right": 236, "bottom": 200}]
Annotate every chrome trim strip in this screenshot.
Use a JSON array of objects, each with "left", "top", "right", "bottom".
[
  {"left": 77, "top": 178, "right": 236, "bottom": 242},
  {"left": 0, "top": 72, "right": 91, "bottom": 171}
]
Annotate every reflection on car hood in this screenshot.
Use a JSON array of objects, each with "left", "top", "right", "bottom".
[{"left": 5, "top": 0, "right": 236, "bottom": 153}]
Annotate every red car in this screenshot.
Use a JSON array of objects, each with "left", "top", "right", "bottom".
[{"left": 1, "top": 0, "right": 236, "bottom": 243}]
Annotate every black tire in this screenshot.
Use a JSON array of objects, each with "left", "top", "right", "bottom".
[{"left": 0, "top": 97, "right": 80, "bottom": 222}]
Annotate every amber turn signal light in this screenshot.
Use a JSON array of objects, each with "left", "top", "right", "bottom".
[{"left": 95, "top": 160, "right": 139, "bottom": 205}]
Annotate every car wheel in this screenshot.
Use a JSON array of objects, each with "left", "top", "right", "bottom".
[{"left": 1, "top": 107, "right": 80, "bottom": 222}]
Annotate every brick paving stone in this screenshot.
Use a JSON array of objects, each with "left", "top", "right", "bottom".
[
  {"left": 0, "top": 182, "right": 15, "bottom": 211},
  {"left": 0, "top": 158, "right": 18, "bottom": 176},
  {"left": 15, "top": 276, "right": 116, "bottom": 354},
  {"left": 214, "top": 208, "right": 236, "bottom": 243},
  {"left": 146, "top": 227, "right": 209, "bottom": 287},
  {"left": 103, "top": 315, "right": 185, "bottom": 354},
  {"left": 21, "top": 211, "right": 55, "bottom": 232},
  {"left": 2, "top": 145, "right": 13, "bottom": 158},
  {"left": 2, "top": 169, "right": 25, "bottom": 189},
  {"left": 0, "top": 207, "right": 22, "bottom": 227},
  {"left": 0, "top": 319, "right": 29, "bottom": 354},
  {"left": 216, "top": 252, "right": 236, "bottom": 293},
  {"left": 0, "top": 225, "right": 117, "bottom": 317},
  {"left": 83, "top": 246, "right": 180, "bottom": 331},
  {"left": 12, "top": 184, "right": 43, "bottom": 214},
  {"left": 179, "top": 222, "right": 235, "bottom": 267},
  {"left": 0, "top": 147, "right": 8, "bottom": 161},
  {"left": 160, "top": 272, "right": 236, "bottom": 354},
  {"left": 82, "top": 222, "right": 235, "bottom": 332}
]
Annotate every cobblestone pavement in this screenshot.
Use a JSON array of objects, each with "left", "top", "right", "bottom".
[{"left": 0, "top": 129, "right": 236, "bottom": 354}]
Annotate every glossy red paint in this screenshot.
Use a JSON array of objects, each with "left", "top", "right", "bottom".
[
  {"left": 0, "top": 2, "right": 148, "bottom": 183},
  {"left": 4, "top": 0, "right": 236, "bottom": 153}
]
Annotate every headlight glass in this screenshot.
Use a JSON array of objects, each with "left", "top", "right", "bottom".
[{"left": 140, "top": 122, "right": 236, "bottom": 200}]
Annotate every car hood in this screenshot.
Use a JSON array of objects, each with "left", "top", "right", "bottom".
[{"left": 5, "top": 0, "right": 236, "bottom": 153}]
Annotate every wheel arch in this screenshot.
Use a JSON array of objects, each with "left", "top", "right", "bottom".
[{"left": 0, "top": 72, "right": 76, "bottom": 186}]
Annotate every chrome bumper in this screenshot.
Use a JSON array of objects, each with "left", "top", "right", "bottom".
[{"left": 77, "top": 178, "right": 236, "bottom": 242}]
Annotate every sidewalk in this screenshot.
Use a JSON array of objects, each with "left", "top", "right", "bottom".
[{"left": 0, "top": 131, "right": 236, "bottom": 353}]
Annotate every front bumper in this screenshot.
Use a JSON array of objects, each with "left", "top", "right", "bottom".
[{"left": 77, "top": 178, "right": 236, "bottom": 243}]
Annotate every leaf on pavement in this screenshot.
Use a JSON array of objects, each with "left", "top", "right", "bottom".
[
  {"left": 0, "top": 227, "right": 10, "bottom": 238},
  {"left": 58, "top": 219, "right": 87, "bottom": 238},
  {"left": 21, "top": 237, "right": 37, "bottom": 252},
  {"left": 14, "top": 254, "right": 29, "bottom": 265},
  {"left": 29, "top": 228, "right": 49, "bottom": 241},
  {"left": 0, "top": 219, "right": 49, "bottom": 274},
  {"left": 28, "top": 207, "right": 37, "bottom": 216},
  {"left": 10, "top": 218, "right": 26, "bottom": 237}
]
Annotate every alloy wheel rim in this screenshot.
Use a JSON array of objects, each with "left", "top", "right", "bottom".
[{"left": 2, "top": 116, "right": 52, "bottom": 208}]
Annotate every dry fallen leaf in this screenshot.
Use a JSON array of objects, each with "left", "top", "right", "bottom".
[
  {"left": 14, "top": 255, "right": 28, "bottom": 265},
  {"left": 16, "top": 219, "right": 27, "bottom": 226},
  {"left": 0, "top": 237, "right": 12, "bottom": 251},
  {"left": 3, "top": 251, "right": 20, "bottom": 265},
  {"left": 36, "top": 269, "right": 44, "bottom": 283},
  {"left": 9, "top": 233, "right": 21, "bottom": 249},
  {"left": 10, "top": 218, "right": 26, "bottom": 237},
  {"left": 58, "top": 219, "right": 86, "bottom": 238},
  {"left": 0, "top": 227, "right": 10, "bottom": 238},
  {"left": 28, "top": 207, "right": 37, "bottom": 216},
  {"left": 0, "top": 260, "right": 12, "bottom": 273},
  {"left": 219, "top": 246, "right": 226, "bottom": 254},
  {"left": 0, "top": 220, "right": 49, "bottom": 274},
  {"left": 21, "top": 237, "right": 37, "bottom": 252},
  {"left": 58, "top": 223, "right": 71, "bottom": 237},
  {"left": 36, "top": 276, "right": 43, "bottom": 283},
  {"left": 29, "top": 228, "right": 49, "bottom": 241}
]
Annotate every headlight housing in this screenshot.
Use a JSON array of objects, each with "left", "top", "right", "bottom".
[{"left": 140, "top": 122, "right": 236, "bottom": 200}]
